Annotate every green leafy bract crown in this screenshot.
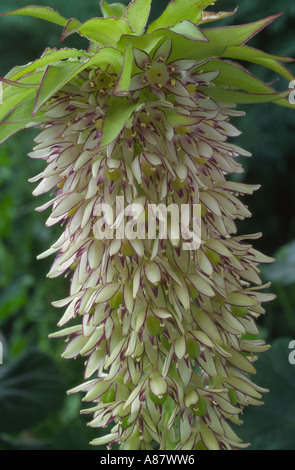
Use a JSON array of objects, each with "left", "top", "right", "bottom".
[{"left": 0, "top": 0, "right": 294, "bottom": 146}]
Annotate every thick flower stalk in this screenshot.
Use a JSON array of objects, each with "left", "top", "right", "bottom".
[{"left": 1, "top": 0, "right": 294, "bottom": 450}]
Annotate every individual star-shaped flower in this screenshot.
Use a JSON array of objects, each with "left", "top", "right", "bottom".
[{"left": 130, "top": 38, "right": 197, "bottom": 99}]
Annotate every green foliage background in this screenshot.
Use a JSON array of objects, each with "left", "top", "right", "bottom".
[{"left": 0, "top": 0, "right": 294, "bottom": 450}]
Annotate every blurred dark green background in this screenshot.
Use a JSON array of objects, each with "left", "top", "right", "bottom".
[{"left": 0, "top": 0, "right": 294, "bottom": 450}]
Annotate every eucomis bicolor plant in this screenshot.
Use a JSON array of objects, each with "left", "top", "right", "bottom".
[{"left": 1, "top": 0, "right": 294, "bottom": 451}]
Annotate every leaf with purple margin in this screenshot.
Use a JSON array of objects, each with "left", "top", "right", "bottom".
[
  {"left": 0, "top": 5, "right": 70, "bottom": 27},
  {"left": 100, "top": 0, "right": 126, "bottom": 19},
  {"left": 100, "top": 98, "right": 141, "bottom": 147},
  {"left": 123, "top": 0, "right": 152, "bottom": 35},
  {"left": 170, "top": 20, "right": 209, "bottom": 41},
  {"left": 147, "top": 0, "right": 214, "bottom": 32},
  {"left": 0, "top": 97, "right": 47, "bottom": 144},
  {"left": 203, "top": 14, "right": 282, "bottom": 48},
  {"left": 196, "top": 86, "right": 292, "bottom": 107},
  {"left": 118, "top": 26, "right": 208, "bottom": 59},
  {"left": 4, "top": 48, "right": 89, "bottom": 81},
  {"left": 113, "top": 43, "right": 133, "bottom": 95},
  {"left": 222, "top": 45, "right": 295, "bottom": 83},
  {"left": 61, "top": 17, "right": 134, "bottom": 47},
  {"left": 33, "top": 60, "right": 85, "bottom": 116},
  {"left": 33, "top": 48, "right": 124, "bottom": 115},
  {"left": 0, "top": 72, "right": 44, "bottom": 123},
  {"left": 201, "top": 59, "right": 284, "bottom": 95}
]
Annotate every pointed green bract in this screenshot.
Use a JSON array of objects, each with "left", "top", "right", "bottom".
[
  {"left": 62, "top": 17, "right": 134, "bottom": 46},
  {"left": 100, "top": 98, "right": 140, "bottom": 147},
  {"left": 0, "top": 70, "right": 47, "bottom": 124},
  {"left": 0, "top": 5, "right": 70, "bottom": 27},
  {"left": 5, "top": 48, "right": 89, "bottom": 82},
  {"left": 123, "top": 0, "right": 152, "bottom": 34},
  {"left": 169, "top": 20, "right": 209, "bottom": 41},
  {"left": 0, "top": 97, "right": 39, "bottom": 144},
  {"left": 0, "top": 73, "right": 43, "bottom": 122},
  {"left": 0, "top": 77, "right": 36, "bottom": 89},
  {"left": 222, "top": 45, "right": 295, "bottom": 83},
  {"left": 0, "top": 89, "right": 34, "bottom": 124},
  {"left": 1, "top": 71, "right": 43, "bottom": 94},
  {"left": 203, "top": 14, "right": 282, "bottom": 48},
  {"left": 167, "top": 33, "right": 224, "bottom": 61},
  {"left": 114, "top": 43, "right": 133, "bottom": 95},
  {"left": 33, "top": 61, "right": 85, "bottom": 115},
  {"left": 100, "top": 0, "right": 126, "bottom": 18},
  {"left": 147, "top": 0, "right": 214, "bottom": 32},
  {"left": 33, "top": 47, "right": 124, "bottom": 114},
  {"left": 118, "top": 25, "right": 208, "bottom": 58},
  {"left": 197, "top": 85, "right": 291, "bottom": 105},
  {"left": 201, "top": 59, "right": 284, "bottom": 95},
  {"left": 85, "top": 46, "right": 124, "bottom": 75}
]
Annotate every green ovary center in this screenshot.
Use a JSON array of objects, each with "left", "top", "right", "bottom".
[{"left": 146, "top": 63, "right": 169, "bottom": 86}]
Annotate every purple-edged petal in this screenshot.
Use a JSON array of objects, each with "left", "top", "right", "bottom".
[
  {"left": 165, "top": 77, "right": 190, "bottom": 97},
  {"left": 129, "top": 73, "right": 148, "bottom": 91},
  {"left": 133, "top": 47, "right": 151, "bottom": 70},
  {"left": 152, "top": 37, "right": 172, "bottom": 64}
]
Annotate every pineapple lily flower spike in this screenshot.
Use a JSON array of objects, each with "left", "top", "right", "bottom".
[{"left": 1, "top": 0, "right": 294, "bottom": 451}]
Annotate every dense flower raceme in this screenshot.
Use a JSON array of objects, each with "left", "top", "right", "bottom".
[
  {"left": 1, "top": 0, "right": 294, "bottom": 451},
  {"left": 30, "top": 46, "right": 273, "bottom": 450}
]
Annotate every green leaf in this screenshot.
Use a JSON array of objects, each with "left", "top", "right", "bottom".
[
  {"left": 0, "top": 90, "right": 51, "bottom": 143},
  {"left": 85, "top": 46, "right": 124, "bottom": 75},
  {"left": 201, "top": 59, "right": 281, "bottom": 95},
  {"left": 114, "top": 43, "right": 133, "bottom": 95},
  {"left": 233, "top": 338, "right": 295, "bottom": 450},
  {"left": 33, "top": 60, "right": 85, "bottom": 115},
  {"left": 0, "top": 86, "right": 36, "bottom": 123},
  {"left": 118, "top": 26, "right": 208, "bottom": 59},
  {"left": 196, "top": 85, "right": 291, "bottom": 106},
  {"left": 222, "top": 45, "right": 295, "bottom": 83},
  {"left": 33, "top": 48, "right": 124, "bottom": 114},
  {"left": 0, "top": 348, "right": 66, "bottom": 433},
  {"left": 147, "top": 0, "right": 214, "bottom": 33},
  {"left": 118, "top": 32, "right": 165, "bottom": 56},
  {"left": 0, "top": 98, "right": 36, "bottom": 144},
  {"left": 123, "top": 0, "right": 152, "bottom": 35},
  {"left": 170, "top": 20, "right": 210, "bottom": 41},
  {"left": 203, "top": 14, "right": 282, "bottom": 48},
  {"left": 0, "top": 5, "right": 70, "bottom": 27},
  {"left": 5, "top": 48, "right": 90, "bottom": 82},
  {"left": 1, "top": 70, "right": 43, "bottom": 97},
  {"left": 168, "top": 33, "right": 224, "bottom": 62},
  {"left": 62, "top": 17, "right": 134, "bottom": 47},
  {"left": 0, "top": 77, "right": 36, "bottom": 89},
  {"left": 100, "top": 0, "right": 126, "bottom": 19},
  {"left": 100, "top": 98, "right": 140, "bottom": 147}
]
